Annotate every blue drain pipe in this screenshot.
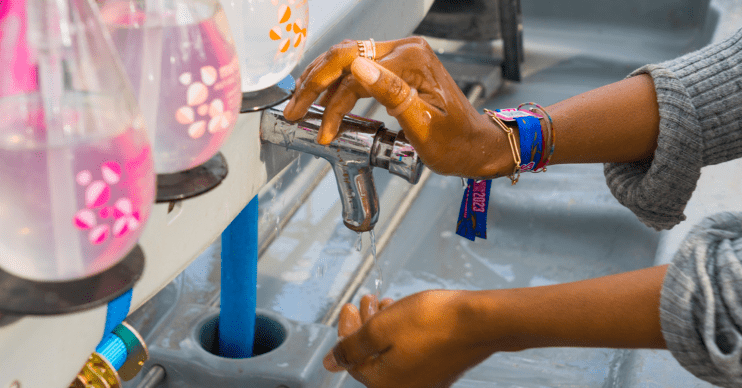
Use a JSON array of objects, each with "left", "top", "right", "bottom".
[{"left": 219, "top": 195, "right": 259, "bottom": 358}]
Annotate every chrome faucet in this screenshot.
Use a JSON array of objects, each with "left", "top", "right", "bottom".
[{"left": 260, "top": 101, "right": 424, "bottom": 232}]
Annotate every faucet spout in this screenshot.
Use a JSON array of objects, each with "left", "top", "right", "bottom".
[{"left": 260, "top": 101, "right": 423, "bottom": 232}]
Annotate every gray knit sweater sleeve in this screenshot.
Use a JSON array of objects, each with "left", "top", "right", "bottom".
[
  {"left": 661, "top": 212, "right": 742, "bottom": 387},
  {"left": 603, "top": 28, "right": 742, "bottom": 387},
  {"left": 604, "top": 27, "right": 742, "bottom": 231}
]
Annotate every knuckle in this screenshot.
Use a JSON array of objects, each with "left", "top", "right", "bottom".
[
  {"left": 340, "top": 75, "right": 356, "bottom": 88},
  {"left": 408, "top": 35, "right": 429, "bottom": 48},
  {"left": 303, "top": 79, "right": 323, "bottom": 92},
  {"left": 389, "top": 77, "right": 405, "bottom": 98},
  {"left": 326, "top": 46, "right": 343, "bottom": 61}
]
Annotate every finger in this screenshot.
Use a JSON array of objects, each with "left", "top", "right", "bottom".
[
  {"left": 338, "top": 303, "right": 362, "bottom": 338},
  {"left": 323, "top": 350, "right": 345, "bottom": 372},
  {"left": 379, "top": 298, "right": 395, "bottom": 310},
  {"left": 324, "top": 303, "right": 363, "bottom": 372},
  {"left": 333, "top": 317, "right": 389, "bottom": 369},
  {"left": 318, "top": 78, "right": 344, "bottom": 107},
  {"left": 359, "top": 294, "right": 379, "bottom": 323},
  {"left": 346, "top": 346, "right": 399, "bottom": 388},
  {"left": 317, "top": 77, "right": 364, "bottom": 144},
  {"left": 329, "top": 304, "right": 381, "bottom": 375},
  {"left": 284, "top": 41, "right": 358, "bottom": 120},
  {"left": 294, "top": 53, "right": 324, "bottom": 91},
  {"left": 350, "top": 57, "right": 436, "bottom": 142},
  {"left": 284, "top": 53, "right": 326, "bottom": 119}
]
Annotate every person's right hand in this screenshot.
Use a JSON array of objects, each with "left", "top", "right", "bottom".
[
  {"left": 283, "top": 37, "right": 514, "bottom": 179},
  {"left": 322, "top": 291, "right": 504, "bottom": 388}
]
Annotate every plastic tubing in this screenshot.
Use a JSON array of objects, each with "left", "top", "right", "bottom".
[{"left": 219, "top": 195, "right": 259, "bottom": 358}]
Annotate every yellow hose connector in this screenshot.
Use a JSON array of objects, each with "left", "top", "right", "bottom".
[{"left": 70, "top": 322, "right": 148, "bottom": 388}]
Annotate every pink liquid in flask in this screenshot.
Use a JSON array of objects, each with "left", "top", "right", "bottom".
[
  {"left": 0, "top": 96, "right": 155, "bottom": 280},
  {"left": 105, "top": 4, "right": 241, "bottom": 173},
  {"left": 0, "top": 0, "right": 38, "bottom": 97}
]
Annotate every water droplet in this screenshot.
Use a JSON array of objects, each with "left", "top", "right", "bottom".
[{"left": 314, "top": 155, "right": 320, "bottom": 159}]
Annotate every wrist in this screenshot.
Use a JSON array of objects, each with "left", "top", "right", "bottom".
[
  {"left": 476, "top": 112, "right": 520, "bottom": 179},
  {"left": 459, "top": 289, "right": 529, "bottom": 352}
]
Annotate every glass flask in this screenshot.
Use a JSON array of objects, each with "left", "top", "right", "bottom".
[
  {"left": 221, "top": 0, "right": 308, "bottom": 92},
  {"left": 99, "top": 0, "right": 242, "bottom": 174},
  {"left": 0, "top": 0, "right": 156, "bottom": 281}
]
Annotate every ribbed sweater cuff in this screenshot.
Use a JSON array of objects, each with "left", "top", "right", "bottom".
[
  {"left": 665, "top": 28, "right": 742, "bottom": 166},
  {"left": 660, "top": 212, "right": 742, "bottom": 388},
  {"left": 605, "top": 28, "right": 742, "bottom": 230},
  {"left": 604, "top": 64, "right": 703, "bottom": 230}
]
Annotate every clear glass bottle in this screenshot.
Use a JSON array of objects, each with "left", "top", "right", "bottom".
[
  {"left": 0, "top": 0, "right": 155, "bottom": 281},
  {"left": 221, "top": 0, "right": 308, "bottom": 92},
  {"left": 99, "top": 0, "right": 242, "bottom": 173}
]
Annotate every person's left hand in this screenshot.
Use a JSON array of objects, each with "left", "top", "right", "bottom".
[
  {"left": 323, "top": 291, "right": 499, "bottom": 388},
  {"left": 283, "top": 37, "right": 514, "bottom": 179}
]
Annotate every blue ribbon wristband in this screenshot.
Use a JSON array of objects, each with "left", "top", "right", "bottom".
[
  {"left": 456, "top": 179, "right": 492, "bottom": 241},
  {"left": 516, "top": 115, "right": 542, "bottom": 172}
]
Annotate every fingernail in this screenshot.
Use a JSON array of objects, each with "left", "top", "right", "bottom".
[{"left": 352, "top": 57, "right": 381, "bottom": 85}]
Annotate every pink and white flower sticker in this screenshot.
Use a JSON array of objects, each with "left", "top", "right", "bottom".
[
  {"left": 175, "top": 65, "right": 234, "bottom": 139},
  {"left": 73, "top": 161, "right": 141, "bottom": 245}
]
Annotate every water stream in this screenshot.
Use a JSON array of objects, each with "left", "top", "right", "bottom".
[
  {"left": 370, "top": 230, "right": 382, "bottom": 298},
  {"left": 356, "top": 231, "right": 382, "bottom": 297}
]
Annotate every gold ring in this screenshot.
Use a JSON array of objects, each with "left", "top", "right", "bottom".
[{"left": 357, "top": 39, "right": 376, "bottom": 61}]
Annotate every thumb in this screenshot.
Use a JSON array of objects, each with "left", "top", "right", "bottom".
[
  {"left": 350, "top": 58, "right": 432, "bottom": 141},
  {"left": 332, "top": 317, "right": 388, "bottom": 369}
]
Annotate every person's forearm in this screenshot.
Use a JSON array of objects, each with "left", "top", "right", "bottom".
[
  {"left": 469, "top": 264, "right": 668, "bottom": 351},
  {"left": 547, "top": 74, "right": 660, "bottom": 165},
  {"left": 481, "top": 74, "right": 661, "bottom": 178}
]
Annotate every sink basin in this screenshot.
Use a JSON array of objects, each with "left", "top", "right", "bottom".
[
  {"left": 122, "top": 0, "right": 740, "bottom": 386},
  {"left": 340, "top": 165, "right": 659, "bottom": 388}
]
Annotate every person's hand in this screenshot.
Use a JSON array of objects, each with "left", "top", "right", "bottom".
[
  {"left": 322, "top": 291, "right": 501, "bottom": 388},
  {"left": 283, "top": 37, "right": 513, "bottom": 178}
]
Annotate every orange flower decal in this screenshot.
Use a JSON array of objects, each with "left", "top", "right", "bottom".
[
  {"left": 268, "top": 2, "right": 306, "bottom": 55},
  {"left": 293, "top": 18, "right": 307, "bottom": 47}
]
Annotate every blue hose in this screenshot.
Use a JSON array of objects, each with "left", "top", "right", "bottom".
[
  {"left": 96, "top": 333, "right": 127, "bottom": 370},
  {"left": 219, "top": 195, "right": 259, "bottom": 358}
]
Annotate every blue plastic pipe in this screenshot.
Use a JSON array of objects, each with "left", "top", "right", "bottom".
[{"left": 219, "top": 195, "right": 259, "bottom": 358}]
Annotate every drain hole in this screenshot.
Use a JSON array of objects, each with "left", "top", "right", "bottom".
[{"left": 198, "top": 313, "right": 287, "bottom": 358}]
